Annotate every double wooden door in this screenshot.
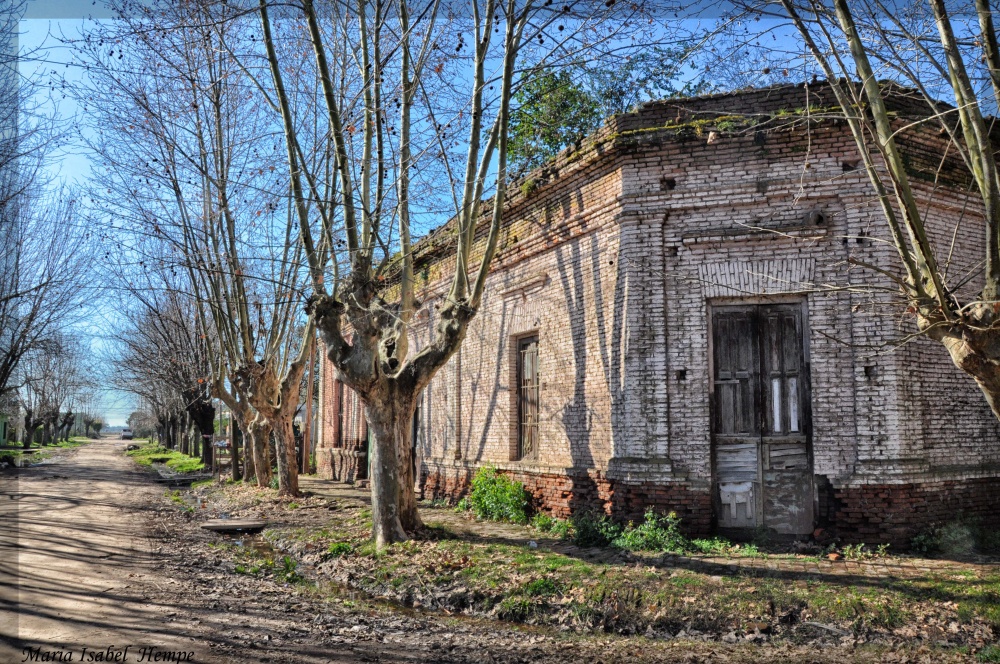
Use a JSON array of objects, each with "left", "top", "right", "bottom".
[{"left": 710, "top": 303, "right": 813, "bottom": 535}]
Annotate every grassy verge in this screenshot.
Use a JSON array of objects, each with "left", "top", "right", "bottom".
[
  {"left": 258, "top": 504, "right": 999, "bottom": 654},
  {"left": 1, "top": 437, "right": 92, "bottom": 466},
  {"left": 176, "top": 479, "right": 1000, "bottom": 657},
  {"left": 126, "top": 443, "right": 205, "bottom": 473}
]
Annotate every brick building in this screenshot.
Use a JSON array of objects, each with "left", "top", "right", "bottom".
[{"left": 317, "top": 82, "right": 1000, "bottom": 545}]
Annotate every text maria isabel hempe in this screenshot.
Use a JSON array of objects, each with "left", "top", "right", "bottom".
[{"left": 22, "top": 645, "right": 195, "bottom": 662}]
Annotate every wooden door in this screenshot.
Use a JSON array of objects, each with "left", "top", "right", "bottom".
[{"left": 711, "top": 303, "right": 813, "bottom": 535}]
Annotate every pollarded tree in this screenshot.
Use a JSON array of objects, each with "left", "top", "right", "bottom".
[
  {"left": 251, "top": 0, "right": 703, "bottom": 546},
  {"left": 772, "top": 0, "right": 1000, "bottom": 421}
]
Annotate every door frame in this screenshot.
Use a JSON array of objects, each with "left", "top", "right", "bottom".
[{"left": 707, "top": 296, "right": 814, "bottom": 535}]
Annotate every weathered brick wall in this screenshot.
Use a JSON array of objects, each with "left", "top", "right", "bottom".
[
  {"left": 834, "top": 480, "right": 1000, "bottom": 547},
  {"left": 316, "top": 376, "right": 369, "bottom": 482},
  {"left": 422, "top": 463, "right": 713, "bottom": 536},
  {"left": 317, "top": 82, "right": 1000, "bottom": 543}
]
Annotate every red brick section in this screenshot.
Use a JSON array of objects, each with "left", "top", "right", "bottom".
[
  {"left": 422, "top": 468, "right": 713, "bottom": 536},
  {"left": 833, "top": 478, "right": 1000, "bottom": 547},
  {"left": 423, "top": 466, "right": 1000, "bottom": 546}
]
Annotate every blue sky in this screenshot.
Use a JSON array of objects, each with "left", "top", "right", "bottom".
[
  {"left": 15, "top": 1, "right": 805, "bottom": 426},
  {"left": 20, "top": 2, "right": 131, "bottom": 424}
]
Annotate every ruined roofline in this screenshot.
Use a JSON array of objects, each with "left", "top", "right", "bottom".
[{"left": 401, "top": 80, "right": 964, "bottom": 286}]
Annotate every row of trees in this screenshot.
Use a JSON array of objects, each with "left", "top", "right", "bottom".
[
  {"left": 87, "top": 0, "right": 714, "bottom": 546},
  {"left": 85, "top": 0, "right": 1000, "bottom": 549},
  {"left": 0, "top": 0, "right": 99, "bottom": 444}
]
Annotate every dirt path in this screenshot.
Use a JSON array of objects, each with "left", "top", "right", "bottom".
[
  {"left": 0, "top": 438, "right": 215, "bottom": 661},
  {"left": 0, "top": 439, "right": 973, "bottom": 663}
]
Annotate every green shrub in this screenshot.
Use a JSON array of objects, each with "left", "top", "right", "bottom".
[
  {"left": 468, "top": 466, "right": 530, "bottom": 524},
  {"left": 531, "top": 513, "right": 571, "bottom": 538},
  {"left": 570, "top": 511, "right": 621, "bottom": 548},
  {"left": 571, "top": 509, "right": 726, "bottom": 554},
  {"left": 612, "top": 509, "right": 687, "bottom": 552}
]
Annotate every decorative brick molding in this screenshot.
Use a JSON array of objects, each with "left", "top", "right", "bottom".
[{"left": 698, "top": 258, "right": 817, "bottom": 298}]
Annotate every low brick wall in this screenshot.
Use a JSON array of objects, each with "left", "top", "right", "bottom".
[
  {"left": 316, "top": 447, "right": 366, "bottom": 484},
  {"left": 833, "top": 477, "right": 1000, "bottom": 547},
  {"left": 422, "top": 463, "right": 1000, "bottom": 546},
  {"left": 421, "top": 464, "right": 713, "bottom": 537}
]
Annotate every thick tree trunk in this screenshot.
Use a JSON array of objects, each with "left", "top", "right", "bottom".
[
  {"left": 395, "top": 403, "right": 422, "bottom": 533},
  {"left": 179, "top": 414, "right": 189, "bottom": 455},
  {"left": 247, "top": 417, "right": 271, "bottom": 488},
  {"left": 365, "top": 397, "right": 409, "bottom": 548},
  {"left": 232, "top": 419, "right": 243, "bottom": 482},
  {"left": 273, "top": 412, "right": 298, "bottom": 497}
]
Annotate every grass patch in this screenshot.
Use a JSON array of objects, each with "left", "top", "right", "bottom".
[
  {"left": 209, "top": 480, "right": 999, "bottom": 647},
  {"left": 126, "top": 444, "right": 204, "bottom": 473},
  {"left": 979, "top": 645, "right": 1000, "bottom": 662},
  {"left": 531, "top": 513, "right": 570, "bottom": 538},
  {"left": 1, "top": 438, "right": 91, "bottom": 466},
  {"left": 521, "top": 577, "right": 560, "bottom": 597}
]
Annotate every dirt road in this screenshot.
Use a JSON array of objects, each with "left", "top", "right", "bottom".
[
  {"left": 0, "top": 439, "right": 962, "bottom": 663},
  {"left": 0, "top": 439, "right": 680, "bottom": 664}
]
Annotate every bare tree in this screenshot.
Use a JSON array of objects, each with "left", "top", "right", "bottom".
[
  {"left": 769, "top": 0, "right": 1000, "bottom": 421},
  {"left": 0, "top": 0, "right": 93, "bottom": 402},
  {"left": 75, "top": 0, "right": 317, "bottom": 490},
  {"left": 17, "top": 333, "right": 90, "bottom": 446},
  {"left": 249, "top": 0, "right": 700, "bottom": 545},
  {"left": 105, "top": 266, "right": 219, "bottom": 460}
]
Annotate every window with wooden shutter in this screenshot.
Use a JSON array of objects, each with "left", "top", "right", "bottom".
[{"left": 517, "top": 335, "right": 540, "bottom": 460}]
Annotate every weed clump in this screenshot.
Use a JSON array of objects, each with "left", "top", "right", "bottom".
[
  {"left": 467, "top": 466, "right": 530, "bottom": 524},
  {"left": 325, "top": 542, "right": 352, "bottom": 558},
  {"left": 571, "top": 509, "right": 689, "bottom": 552},
  {"left": 612, "top": 510, "right": 687, "bottom": 552},
  {"left": 531, "top": 513, "right": 570, "bottom": 539}
]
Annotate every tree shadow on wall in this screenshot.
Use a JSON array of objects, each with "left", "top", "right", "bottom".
[{"left": 553, "top": 224, "right": 627, "bottom": 518}]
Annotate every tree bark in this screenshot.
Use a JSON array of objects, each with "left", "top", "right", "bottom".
[
  {"left": 247, "top": 416, "right": 271, "bottom": 488},
  {"left": 273, "top": 411, "right": 298, "bottom": 496},
  {"left": 364, "top": 394, "right": 410, "bottom": 548},
  {"left": 395, "top": 402, "right": 422, "bottom": 533},
  {"left": 231, "top": 417, "right": 243, "bottom": 482}
]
